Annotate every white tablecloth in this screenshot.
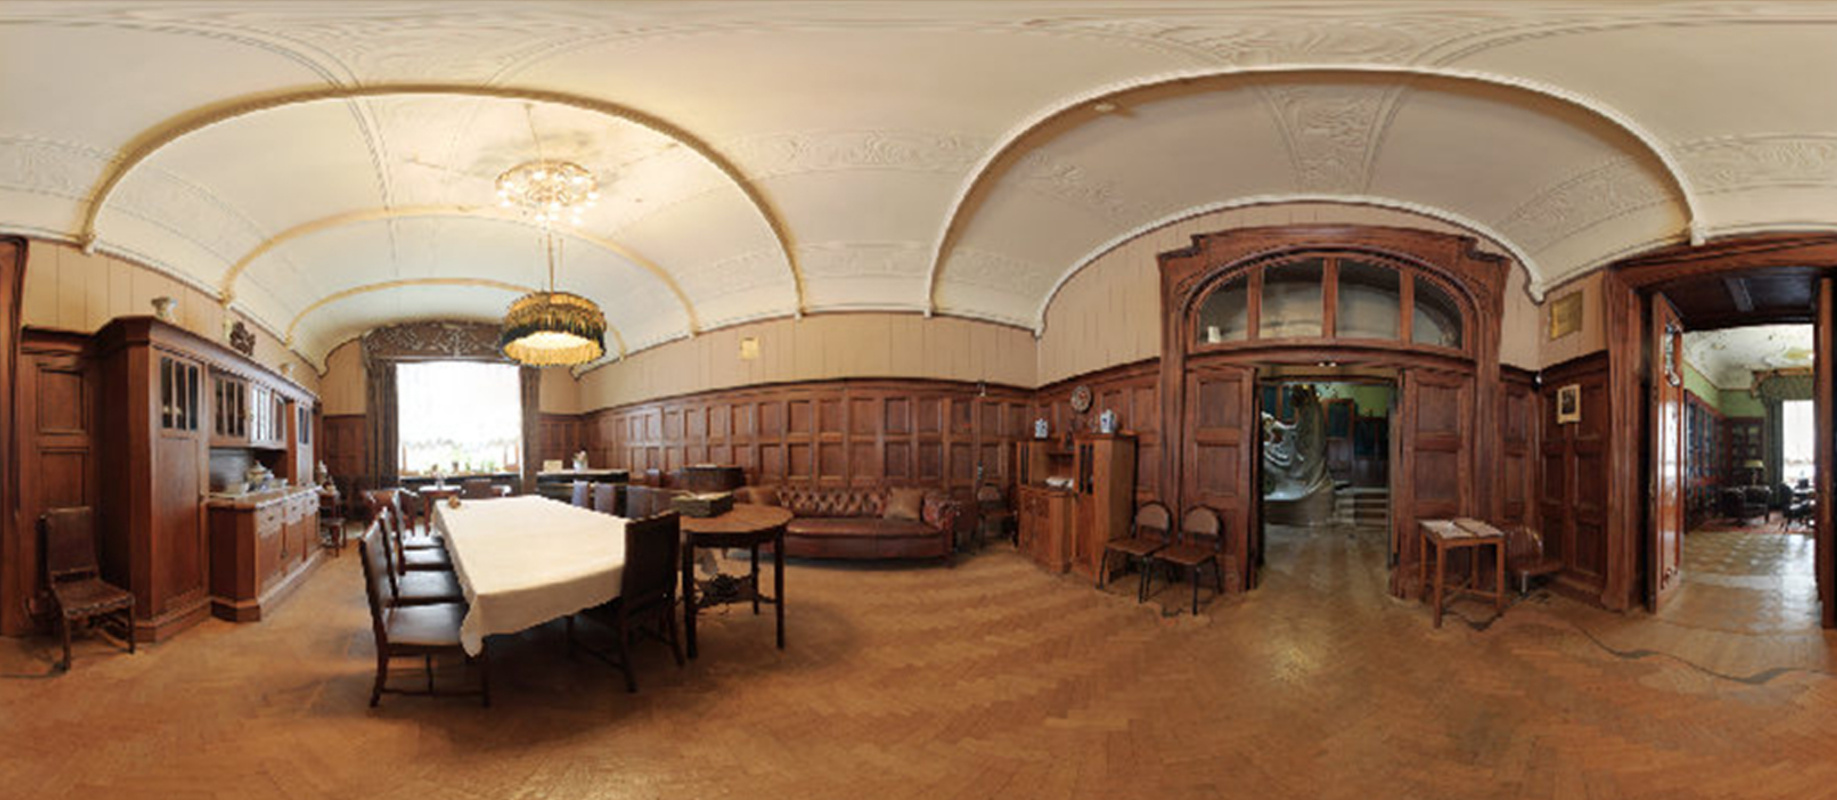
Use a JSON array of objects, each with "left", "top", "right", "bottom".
[{"left": 433, "top": 495, "right": 627, "bottom": 655}]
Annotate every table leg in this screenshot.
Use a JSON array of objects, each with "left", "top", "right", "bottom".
[
  {"left": 1417, "top": 532, "right": 1428, "bottom": 602},
  {"left": 683, "top": 542, "right": 699, "bottom": 660},
  {"left": 1494, "top": 539, "right": 1506, "bottom": 613},
  {"left": 1433, "top": 541, "right": 1447, "bottom": 629},
  {"left": 750, "top": 544, "right": 761, "bottom": 616},
  {"left": 774, "top": 527, "right": 785, "bottom": 650}
]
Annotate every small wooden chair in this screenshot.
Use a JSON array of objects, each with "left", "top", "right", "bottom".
[
  {"left": 318, "top": 487, "right": 347, "bottom": 556},
  {"left": 460, "top": 478, "right": 494, "bottom": 500},
  {"left": 1149, "top": 506, "right": 1228, "bottom": 615},
  {"left": 1098, "top": 501, "right": 1173, "bottom": 602},
  {"left": 591, "top": 482, "right": 619, "bottom": 515},
  {"left": 1506, "top": 526, "right": 1562, "bottom": 596},
  {"left": 571, "top": 480, "right": 592, "bottom": 508},
  {"left": 975, "top": 483, "right": 1015, "bottom": 549},
  {"left": 365, "top": 511, "right": 463, "bottom": 607},
  {"left": 40, "top": 507, "right": 135, "bottom": 671},
  {"left": 358, "top": 525, "right": 486, "bottom": 708},
  {"left": 566, "top": 511, "right": 686, "bottom": 692}
]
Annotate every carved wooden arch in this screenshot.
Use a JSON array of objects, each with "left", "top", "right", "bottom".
[{"left": 1157, "top": 225, "right": 1510, "bottom": 595}]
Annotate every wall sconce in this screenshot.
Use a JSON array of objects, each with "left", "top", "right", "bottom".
[{"left": 739, "top": 336, "right": 760, "bottom": 361}]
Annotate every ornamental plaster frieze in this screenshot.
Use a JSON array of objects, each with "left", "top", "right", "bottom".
[
  {"left": 794, "top": 241, "right": 931, "bottom": 280},
  {"left": 722, "top": 130, "right": 990, "bottom": 180},
  {"left": 1260, "top": 84, "right": 1393, "bottom": 193},
  {"left": 1012, "top": 152, "right": 1147, "bottom": 224},
  {"left": 668, "top": 248, "right": 798, "bottom": 310},
  {"left": 1679, "top": 135, "right": 1837, "bottom": 194},
  {"left": 1492, "top": 154, "right": 1675, "bottom": 256},
  {"left": 938, "top": 246, "right": 1057, "bottom": 302}
]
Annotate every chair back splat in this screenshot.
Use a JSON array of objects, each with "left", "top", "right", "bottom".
[
  {"left": 1135, "top": 501, "right": 1173, "bottom": 545},
  {"left": 592, "top": 482, "right": 619, "bottom": 515},
  {"left": 572, "top": 480, "right": 592, "bottom": 508},
  {"left": 42, "top": 506, "right": 103, "bottom": 581},
  {"left": 461, "top": 478, "right": 494, "bottom": 500}
]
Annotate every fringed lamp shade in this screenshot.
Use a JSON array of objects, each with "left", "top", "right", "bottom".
[{"left": 498, "top": 291, "right": 606, "bottom": 366}]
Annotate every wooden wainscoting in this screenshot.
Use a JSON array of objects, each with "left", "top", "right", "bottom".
[
  {"left": 1497, "top": 366, "right": 1538, "bottom": 530},
  {"left": 1538, "top": 352, "right": 1612, "bottom": 599},
  {"left": 1032, "top": 360, "right": 1162, "bottom": 506},
  {"left": 582, "top": 378, "right": 1034, "bottom": 496},
  {"left": 538, "top": 413, "right": 584, "bottom": 467},
  {"left": 8, "top": 330, "right": 98, "bottom": 635}
]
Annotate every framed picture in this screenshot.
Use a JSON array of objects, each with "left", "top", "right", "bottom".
[
  {"left": 1549, "top": 291, "right": 1583, "bottom": 340},
  {"left": 1556, "top": 383, "right": 1581, "bottom": 424}
]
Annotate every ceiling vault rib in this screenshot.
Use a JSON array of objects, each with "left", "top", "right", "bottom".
[
  {"left": 78, "top": 83, "right": 801, "bottom": 319},
  {"left": 922, "top": 63, "right": 1705, "bottom": 321},
  {"left": 217, "top": 204, "right": 701, "bottom": 333},
  {"left": 282, "top": 277, "right": 630, "bottom": 359}
]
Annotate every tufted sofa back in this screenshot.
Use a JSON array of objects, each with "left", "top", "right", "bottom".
[{"left": 774, "top": 486, "right": 887, "bottom": 518}]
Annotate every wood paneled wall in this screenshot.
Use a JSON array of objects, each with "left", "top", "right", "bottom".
[
  {"left": 1498, "top": 367, "right": 1538, "bottom": 529},
  {"left": 321, "top": 415, "right": 366, "bottom": 485},
  {"left": 539, "top": 413, "right": 584, "bottom": 467},
  {"left": 1032, "top": 360, "right": 1162, "bottom": 504},
  {"left": 1537, "top": 352, "right": 1612, "bottom": 598},
  {"left": 5, "top": 330, "right": 98, "bottom": 635},
  {"left": 0, "top": 240, "right": 28, "bottom": 635},
  {"left": 581, "top": 379, "right": 1033, "bottom": 496}
]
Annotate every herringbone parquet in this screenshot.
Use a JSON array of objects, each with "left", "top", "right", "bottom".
[{"left": 2, "top": 522, "right": 1834, "bottom": 800}]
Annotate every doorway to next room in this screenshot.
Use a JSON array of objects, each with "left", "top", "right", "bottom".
[{"left": 1256, "top": 376, "right": 1394, "bottom": 595}]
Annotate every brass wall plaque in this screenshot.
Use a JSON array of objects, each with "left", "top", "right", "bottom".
[{"left": 1549, "top": 291, "right": 1583, "bottom": 340}]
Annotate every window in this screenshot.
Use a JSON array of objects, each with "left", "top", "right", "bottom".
[
  {"left": 1335, "top": 259, "right": 1401, "bottom": 340},
  {"left": 397, "top": 361, "right": 522, "bottom": 476},
  {"left": 1196, "top": 273, "right": 1249, "bottom": 344},
  {"left": 1259, "top": 257, "right": 1325, "bottom": 338},
  {"left": 1411, "top": 275, "right": 1463, "bottom": 349},
  {"left": 1783, "top": 400, "right": 1815, "bottom": 483}
]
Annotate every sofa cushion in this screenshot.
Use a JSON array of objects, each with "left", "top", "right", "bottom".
[
  {"left": 884, "top": 487, "right": 924, "bottom": 521},
  {"left": 786, "top": 517, "right": 937, "bottom": 539}
]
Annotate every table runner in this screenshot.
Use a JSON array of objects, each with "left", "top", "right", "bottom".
[{"left": 433, "top": 495, "right": 627, "bottom": 655}]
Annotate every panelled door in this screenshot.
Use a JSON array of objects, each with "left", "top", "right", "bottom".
[
  {"left": 1180, "top": 363, "right": 1258, "bottom": 591},
  {"left": 1649, "top": 293, "right": 1686, "bottom": 611},
  {"left": 1393, "top": 368, "right": 1471, "bottom": 597}
]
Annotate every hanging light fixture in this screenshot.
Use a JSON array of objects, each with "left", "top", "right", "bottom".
[{"left": 496, "top": 104, "right": 608, "bottom": 366}]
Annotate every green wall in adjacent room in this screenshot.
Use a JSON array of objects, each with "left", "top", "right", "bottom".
[
  {"left": 1720, "top": 388, "right": 1766, "bottom": 418},
  {"left": 1682, "top": 359, "right": 1723, "bottom": 413},
  {"left": 1316, "top": 382, "right": 1394, "bottom": 418}
]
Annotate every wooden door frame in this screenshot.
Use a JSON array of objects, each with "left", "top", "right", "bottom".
[
  {"left": 1609, "top": 233, "right": 1837, "bottom": 626},
  {"left": 1157, "top": 226, "right": 1508, "bottom": 595},
  {"left": 0, "top": 238, "right": 25, "bottom": 637},
  {"left": 1647, "top": 292, "right": 1686, "bottom": 612}
]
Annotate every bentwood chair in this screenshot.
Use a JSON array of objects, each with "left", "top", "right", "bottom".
[
  {"left": 40, "top": 507, "right": 135, "bottom": 671},
  {"left": 1149, "top": 506, "right": 1228, "bottom": 615},
  {"left": 461, "top": 478, "right": 495, "bottom": 500},
  {"left": 1098, "top": 501, "right": 1173, "bottom": 602},
  {"left": 358, "top": 525, "right": 486, "bottom": 708},
  {"left": 366, "top": 510, "right": 463, "bottom": 607},
  {"left": 591, "top": 482, "right": 619, "bottom": 515},
  {"left": 571, "top": 480, "right": 592, "bottom": 508},
  {"left": 566, "top": 511, "right": 685, "bottom": 693}
]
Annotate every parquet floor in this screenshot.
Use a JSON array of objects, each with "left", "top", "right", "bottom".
[{"left": 3, "top": 521, "right": 1836, "bottom": 800}]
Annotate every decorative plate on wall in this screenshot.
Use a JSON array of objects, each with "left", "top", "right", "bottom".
[{"left": 1069, "top": 384, "right": 1093, "bottom": 413}]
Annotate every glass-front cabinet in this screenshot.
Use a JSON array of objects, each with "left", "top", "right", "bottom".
[{"left": 1190, "top": 251, "right": 1468, "bottom": 356}]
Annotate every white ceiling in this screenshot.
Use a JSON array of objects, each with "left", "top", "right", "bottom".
[
  {"left": 7, "top": 1, "right": 1837, "bottom": 369},
  {"left": 1684, "top": 324, "right": 1814, "bottom": 390}
]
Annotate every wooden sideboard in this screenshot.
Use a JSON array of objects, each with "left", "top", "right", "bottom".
[
  {"left": 1017, "top": 434, "right": 1137, "bottom": 578},
  {"left": 95, "top": 317, "right": 318, "bottom": 640},
  {"left": 207, "top": 487, "right": 322, "bottom": 622},
  {"left": 1017, "top": 485, "right": 1073, "bottom": 573}
]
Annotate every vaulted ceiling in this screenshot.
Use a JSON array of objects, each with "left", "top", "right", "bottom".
[{"left": 6, "top": 2, "right": 1837, "bottom": 369}]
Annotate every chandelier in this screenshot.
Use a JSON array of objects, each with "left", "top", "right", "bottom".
[
  {"left": 495, "top": 159, "right": 599, "bottom": 226},
  {"left": 496, "top": 104, "right": 607, "bottom": 367},
  {"left": 499, "top": 233, "right": 606, "bottom": 366}
]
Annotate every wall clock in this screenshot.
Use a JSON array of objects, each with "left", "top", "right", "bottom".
[{"left": 1069, "top": 384, "right": 1093, "bottom": 413}]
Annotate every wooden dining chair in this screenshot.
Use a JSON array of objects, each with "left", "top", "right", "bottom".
[
  {"left": 1098, "top": 501, "right": 1173, "bottom": 602},
  {"left": 318, "top": 487, "right": 348, "bottom": 557},
  {"left": 571, "top": 480, "right": 592, "bottom": 508},
  {"left": 1149, "top": 506, "right": 1228, "bottom": 615},
  {"left": 40, "top": 507, "right": 135, "bottom": 671},
  {"left": 358, "top": 524, "right": 487, "bottom": 708},
  {"left": 591, "top": 482, "right": 619, "bottom": 515},
  {"left": 376, "top": 495, "right": 453, "bottom": 574},
  {"left": 365, "top": 511, "right": 464, "bottom": 607},
  {"left": 460, "top": 478, "right": 494, "bottom": 500},
  {"left": 565, "top": 511, "right": 685, "bottom": 693}
]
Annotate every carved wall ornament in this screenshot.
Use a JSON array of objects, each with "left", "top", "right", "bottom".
[
  {"left": 360, "top": 319, "right": 504, "bottom": 367},
  {"left": 228, "top": 319, "right": 257, "bottom": 357}
]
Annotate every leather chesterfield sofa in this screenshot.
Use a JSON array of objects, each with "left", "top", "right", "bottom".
[{"left": 737, "top": 485, "right": 962, "bottom": 565}]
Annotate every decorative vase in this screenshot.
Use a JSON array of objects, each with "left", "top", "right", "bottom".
[
  {"left": 1033, "top": 418, "right": 1049, "bottom": 439},
  {"left": 151, "top": 296, "right": 177, "bottom": 323},
  {"left": 1099, "top": 409, "right": 1117, "bottom": 434}
]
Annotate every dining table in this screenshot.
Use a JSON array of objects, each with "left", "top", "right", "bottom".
[{"left": 432, "top": 495, "right": 627, "bottom": 656}]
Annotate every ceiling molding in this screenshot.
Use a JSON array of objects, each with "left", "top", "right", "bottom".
[
  {"left": 282, "top": 276, "right": 631, "bottom": 362},
  {"left": 75, "top": 83, "right": 804, "bottom": 315},
  {"left": 1032, "top": 194, "right": 1545, "bottom": 337},
  {"left": 923, "top": 63, "right": 1705, "bottom": 318},
  {"left": 217, "top": 203, "right": 702, "bottom": 334}
]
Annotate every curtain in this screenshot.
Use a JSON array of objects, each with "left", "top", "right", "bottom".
[
  {"left": 520, "top": 366, "right": 540, "bottom": 494},
  {"left": 364, "top": 360, "right": 398, "bottom": 489}
]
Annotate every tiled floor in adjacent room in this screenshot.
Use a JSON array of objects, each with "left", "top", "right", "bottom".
[{"left": 2, "top": 519, "right": 1835, "bottom": 800}]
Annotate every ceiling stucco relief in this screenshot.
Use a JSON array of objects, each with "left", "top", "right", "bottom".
[
  {"left": 1681, "top": 135, "right": 1837, "bottom": 194},
  {"left": 724, "top": 130, "right": 990, "bottom": 179},
  {"left": 1684, "top": 324, "right": 1814, "bottom": 390},
  {"left": 1493, "top": 156, "right": 1676, "bottom": 258},
  {"left": 1016, "top": 13, "right": 1509, "bottom": 66},
  {"left": 105, "top": 162, "right": 273, "bottom": 281},
  {"left": 1260, "top": 84, "right": 1392, "bottom": 193}
]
